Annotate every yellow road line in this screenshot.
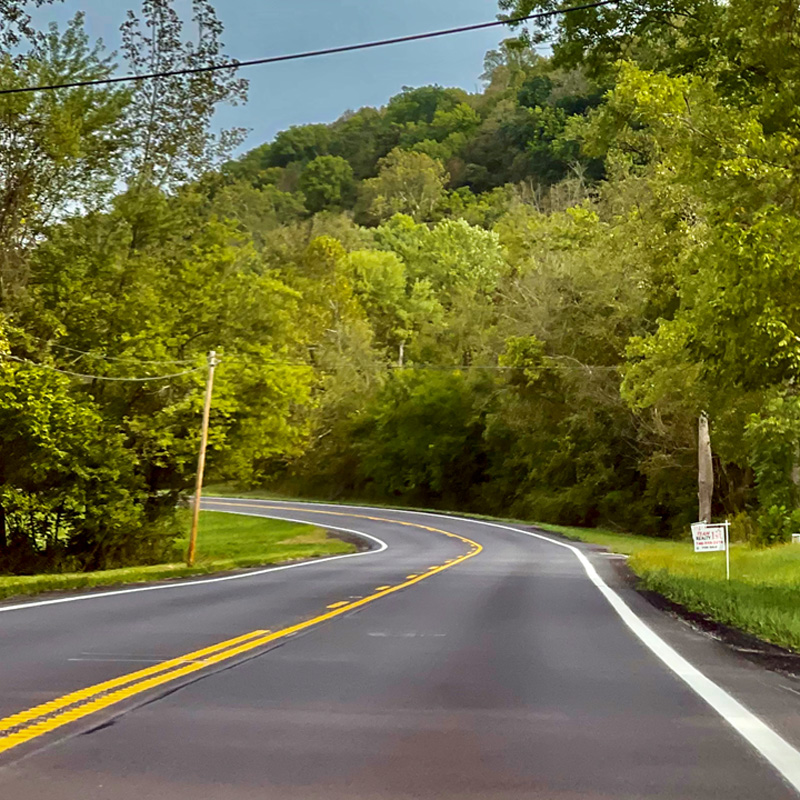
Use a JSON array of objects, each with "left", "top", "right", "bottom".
[
  {"left": 326, "top": 601, "right": 349, "bottom": 609},
  {"left": 0, "top": 629, "right": 269, "bottom": 736},
  {"left": 0, "top": 503, "right": 482, "bottom": 757}
]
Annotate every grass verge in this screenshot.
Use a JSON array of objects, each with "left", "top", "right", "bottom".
[
  {"left": 537, "top": 522, "right": 800, "bottom": 653},
  {"left": 0, "top": 510, "right": 356, "bottom": 603}
]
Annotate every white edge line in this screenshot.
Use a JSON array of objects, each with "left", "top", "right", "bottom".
[
  {"left": 0, "top": 511, "right": 387, "bottom": 614},
  {"left": 231, "top": 498, "right": 800, "bottom": 795}
]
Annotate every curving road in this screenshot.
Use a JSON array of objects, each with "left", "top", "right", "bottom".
[{"left": 1, "top": 498, "right": 800, "bottom": 798}]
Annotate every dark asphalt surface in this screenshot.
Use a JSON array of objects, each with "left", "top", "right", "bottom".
[{"left": 1, "top": 499, "right": 799, "bottom": 798}]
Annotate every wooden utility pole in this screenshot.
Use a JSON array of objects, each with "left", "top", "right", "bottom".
[
  {"left": 698, "top": 412, "right": 713, "bottom": 523},
  {"left": 187, "top": 350, "right": 218, "bottom": 567}
]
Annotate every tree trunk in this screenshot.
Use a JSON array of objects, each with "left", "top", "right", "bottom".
[
  {"left": 0, "top": 501, "right": 6, "bottom": 554},
  {"left": 698, "top": 413, "right": 713, "bottom": 523}
]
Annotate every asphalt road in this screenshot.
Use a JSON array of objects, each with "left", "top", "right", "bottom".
[{"left": 1, "top": 498, "right": 800, "bottom": 799}]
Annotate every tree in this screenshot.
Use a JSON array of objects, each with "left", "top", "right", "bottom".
[
  {"left": 384, "top": 86, "right": 469, "bottom": 126},
  {"left": 15, "top": 189, "right": 315, "bottom": 542},
  {"left": 497, "top": 0, "right": 723, "bottom": 79},
  {"left": 358, "top": 149, "right": 448, "bottom": 223},
  {"left": 375, "top": 215, "right": 506, "bottom": 295},
  {"left": 328, "top": 107, "right": 395, "bottom": 179},
  {"left": 0, "top": 321, "right": 151, "bottom": 572},
  {"left": 0, "top": 0, "right": 61, "bottom": 53},
  {"left": 0, "top": 14, "right": 130, "bottom": 303},
  {"left": 299, "top": 156, "right": 355, "bottom": 213},
  {"left": 120, "top": 0, "right": 248, "bottom": 189},
  {"left": 208, "top": 181, "right": 307, "bottom": 247},
  {"left": 267, "top": 124, "right": 331, "bottom": 168},
  {"left": 355, "top": 370, "right": 491, "bottom": 507}
]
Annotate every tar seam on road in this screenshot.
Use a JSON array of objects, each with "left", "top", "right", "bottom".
[
  {"left": 0, "top": 504, "right": 481, "bottom": 758},
  {"left": 265, "top": 500, "right": 800, "bottom": 796}
]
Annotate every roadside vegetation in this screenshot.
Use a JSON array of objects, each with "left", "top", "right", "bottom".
[
  {"left": 2, "top": 0, "right": 800, "bottom": 626},
  {"left": 0, "top": 511, "right": 354, "bottom": 603},
  {"left": 541, "top": 523, "right": 800, "bottom": 653}
]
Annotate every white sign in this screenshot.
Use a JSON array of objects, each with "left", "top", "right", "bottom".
[
  {"left": 691, "top": 523, "right": 727, "bottom": 552},
  {"left": 793, "top": 534, "right": 800, "bottom": 545}
]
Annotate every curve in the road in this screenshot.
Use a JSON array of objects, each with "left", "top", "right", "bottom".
[
  {"left": 0, "top": 518, "right": 389, "bottom": 615},
  {"left": 213, "top": 499, "right": 800, "bottom": 796},
  {"left": 1, "top": 499, "right": 800, "bottom": 799},
  {"left": 0, "top": 507, "right": 481, "bottom": 759}
]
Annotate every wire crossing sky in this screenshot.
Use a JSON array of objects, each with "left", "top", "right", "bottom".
[
  {"left": 25, "top": 0, "right": 557, "bottom": 151},
  {"left": 3, "top": 2, "right": 612, "bottom": 96}
]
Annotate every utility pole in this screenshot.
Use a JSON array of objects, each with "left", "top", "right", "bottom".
[
  {"left": 698, "top": 412, "right": 713, "bottom": 523},
  {"left": 187, "top": 350, "right": 218, "bottom": 567}
]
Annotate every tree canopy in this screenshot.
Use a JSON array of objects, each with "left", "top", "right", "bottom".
[{"left": 2, "top": 0, "right": 800, "bottom": 574}]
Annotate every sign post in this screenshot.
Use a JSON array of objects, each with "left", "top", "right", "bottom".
[{"left": 691, "top": 520, "right": 730, "bottom": 580}]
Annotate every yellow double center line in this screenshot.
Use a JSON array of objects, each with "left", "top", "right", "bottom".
[{"left": 0, "top": 504, "right": 482, "bottom": 757}]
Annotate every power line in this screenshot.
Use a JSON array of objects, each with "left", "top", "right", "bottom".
[
  {"left": 387, "top": 362, "right": 620, "bottom": 372},
  {"left": 23, "top": 337, "right": 196, "bottom": 365},
  {"left": 393, "top": 365, "right": 507, "bottom": 371},
  {"left": 2, "top": 354, "right": 204, "bottom": 382},
  {"left": 0, "top": 1, "right": 616, "bottom": 96},
  {"left": 225, "top": 357, "right": 619, "bottom": 373}
]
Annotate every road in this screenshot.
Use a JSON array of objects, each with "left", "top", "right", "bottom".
[{"left": 1, "top": 498, "right": 800, "bottom": 799}]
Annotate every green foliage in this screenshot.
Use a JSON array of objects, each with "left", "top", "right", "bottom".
[
  {"left": 269, "top": 124, "right": 331, "bottom": 168},
  {"left": 120, "top": 0, "right": 248, "bottom": 188},
  {"left": 9, "top": 0, "right": 800, "bottom": 583},
  {"left": 354, "top": 371, "right": 491, "bottom": 506},
  {"left": 754, "top": 505, "right": 800, "bottom": 548},
  {"left": 0, "top": 13, "right": 131, "bottom": 302},
  {"left": 223, "top": 57, "right": 602, "bottom": 206},
  {"left": 498, "top": 0, "right": 723, "bottom": 79},
  {"left": 499, "top": 336, "right": 547, "bottom": 385},
  {"left": 744, "top": 393, "right": 800, "bottom": 512},
  {"left": 358, "top": 149, "right": 448, "bottom": 223},
  {"left": 375, "top": 215, "right": 505, "bottom": 294},
  {"left": 299, "top": 155, "right": 355, "bottom": 213},
  {"left": 0, "top": 320, "right": 151, "bottom": 572}
]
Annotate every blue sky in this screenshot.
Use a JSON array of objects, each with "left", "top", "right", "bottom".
[{"left": 35, "top": 1, "right": 510, "bottom": 154}]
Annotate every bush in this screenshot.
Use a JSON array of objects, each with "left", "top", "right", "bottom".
[
  {"left": 729, "top": 510, "right": 758, "bottom": 544},
  {"left": 754, "top": 505, "right": 800, "bottom": 548}
]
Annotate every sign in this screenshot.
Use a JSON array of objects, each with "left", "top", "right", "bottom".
[
  {"left": 793, "top": 534, "right": 800, "bottom": 545},
  {"left": 691, "top": 523, "right": 727, "bottom": 553}
]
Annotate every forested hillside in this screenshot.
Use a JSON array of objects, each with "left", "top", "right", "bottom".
[{"left": 2, "top": 0, "right": 799, "bottom": 574}]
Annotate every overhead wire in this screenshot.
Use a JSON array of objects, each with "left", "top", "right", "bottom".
[
  {"left": 224, "top": 356, "right": 620, "bottom": 373},
  {"left": 0, "top": 1, "right": 617, "bottom": 96},
  {"left": 2, "top": 354, "right": 205, "bottom": 382},
  {"left": 21, "top": 337, "right": 196, "bottom": 366},
  {"left": 386, "top": 362, "right": 619, "bottom": 372},
  {"left": 2, "top": 351, "right": 619, "bottom": 379}
]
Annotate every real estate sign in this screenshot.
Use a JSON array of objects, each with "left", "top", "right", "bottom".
[{"left": 691, "top": 523, "right": 727, "bottom": 553}]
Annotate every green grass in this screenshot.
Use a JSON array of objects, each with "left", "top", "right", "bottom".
[
  {"left": 533, "top": 522, "right": 669, "bottom": 556},
  {"left": 536, "top": 522, "right": 800, "bottom": 652},
  {"left": 0, "top": 510, "right": 356, "bottom": 603}
]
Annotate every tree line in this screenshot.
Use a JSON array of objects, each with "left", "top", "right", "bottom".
[{"left": 1, "top": 0, "right": 797, "bottom": 574}]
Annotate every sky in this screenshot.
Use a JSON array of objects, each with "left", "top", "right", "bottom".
[{"left": 34, "top": 0, "right": 511, "bottom": 155}]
